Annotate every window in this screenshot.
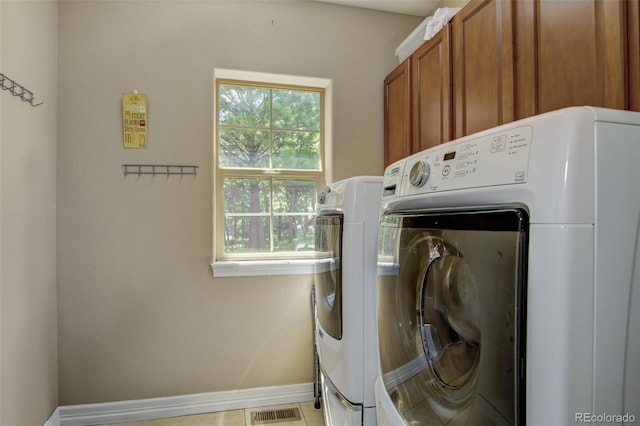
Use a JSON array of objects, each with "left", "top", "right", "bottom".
[{"left": 213, "top": 70, "right": 331, "bottom": 273}]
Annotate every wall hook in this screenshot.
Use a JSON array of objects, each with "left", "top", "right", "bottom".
[
  {"left": 0, "top": 73, "right": 44, "bottom": 107},
  {"left": 123, "top": 164, "right": 199, "bottom": 177}
]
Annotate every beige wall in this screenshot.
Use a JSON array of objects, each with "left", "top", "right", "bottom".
[
  {"left": 0, "top": 1, "right": 59, "bottom": 425},
  {"left": 57, "top": 0, "right": 420, "bottom": 405}
]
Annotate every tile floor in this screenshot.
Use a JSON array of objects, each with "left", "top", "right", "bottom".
[{"left": 104, "top": 401, "right": 324, "bottom": 426}]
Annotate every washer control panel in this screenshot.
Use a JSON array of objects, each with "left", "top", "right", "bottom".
[
  {"left": 392, "top": 125, "right": 533, "bottom": 197},
  {"left": 317, "top": 181, "right": 346, "bottom": 209}
]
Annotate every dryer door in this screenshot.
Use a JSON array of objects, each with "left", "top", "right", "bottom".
[
  {"left": 377, "top": 209, "right": 528, "bottom": 425},
  {"left": 314, "top": 213, "right": 344, "bottom": 340}
]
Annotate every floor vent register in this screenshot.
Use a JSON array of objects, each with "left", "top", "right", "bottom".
[{"left": 250, "top": 407, "right": 302, "bottom": 424}]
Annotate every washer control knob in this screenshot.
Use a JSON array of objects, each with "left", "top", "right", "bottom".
[{"left": 409, "top": 161, "right": 430, "bottom": 187}]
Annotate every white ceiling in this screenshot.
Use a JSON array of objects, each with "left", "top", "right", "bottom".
[{"left": 311, "top": 0, "right": 441, "bottom": 17}]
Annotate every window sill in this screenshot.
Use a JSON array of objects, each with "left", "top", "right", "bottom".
[{"left": 211, "top": 259, "right": 319, "bottom": 278}]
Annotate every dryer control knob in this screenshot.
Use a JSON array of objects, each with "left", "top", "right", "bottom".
[{"left": 409, "top": 161, "right": 431, "bottom": 187}]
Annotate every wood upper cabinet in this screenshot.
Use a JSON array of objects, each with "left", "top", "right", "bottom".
[
  {"left": 412, "top": 27, "right": 452, "bottom": 153},
  {"left": 452, "top": 0, "right": 515, "bottom": 139},
  {"left": 629, "top": 0, "right": 640, "bottom": 111},
  {"left": 514, "top": 0, "right": 633, "bottom": 117},
  {"left": 383, "top": 0, "right": 638, "bottom": 165},
  {"left": 384, "top": 59, "right": 411, "bottom": 167}
]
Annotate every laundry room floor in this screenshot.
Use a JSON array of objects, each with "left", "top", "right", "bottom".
[{"left": 104, "top": 401, "right": 324, "bottom": 426}]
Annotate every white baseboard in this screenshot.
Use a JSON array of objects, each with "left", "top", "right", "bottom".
[
  {"left": 44, "top": 408, "right": 60, "bottom": 426},
  {"left": 52, "top": 383, "right": 314, "bottom": 426}
]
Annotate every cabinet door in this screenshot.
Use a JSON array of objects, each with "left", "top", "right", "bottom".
[
  {"left": 384, "top": 60, "right": 411, "bottom": 167},
  {"left": 452, "top": 0, "right": 514, "bottom": 139},
  {"left": 515, "top": 0, "right": 629, "bottom": 117},
  {"left": 629, "top": 0, "right": 640, "bottom": 111},
  {"left": 411, "top": 27, "right": 452, "bottom": 153}
]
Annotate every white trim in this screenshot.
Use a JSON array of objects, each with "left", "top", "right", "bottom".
[
  {"left": 211, "top": 259, "right": 319, "bottom": 277},
  {"left": 44, "top": 408, "right": 61, "bottom": 426},
  {"left": 56, "top": 383, "right": 314, "bottom": 426},
  {"left": 214, "top": 68, "right": 331, "bottom": 90},
  {"left": 211, "top": 68, "right": 333, "bottom": 266}
]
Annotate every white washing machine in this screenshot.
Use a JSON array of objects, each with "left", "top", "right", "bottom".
[
  {"left": 375, "top": 107, "right": 640, "bottom": 425},
  {"left": 314, "top": 176, "right": 383, "bottom": 426}
]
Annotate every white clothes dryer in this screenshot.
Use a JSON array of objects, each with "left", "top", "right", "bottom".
[
  {"left": 375, "top": 107, "right": 640, "bottom": 425},
  {"left": 314, "top": 176, "right": 383, "bottom": 426}
]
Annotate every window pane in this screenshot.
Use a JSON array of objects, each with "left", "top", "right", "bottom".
[
  {"left": 224, "top": 216, "right": 271, "bottom": 254},
  {"left": 223, "top": 177, "right": 271, "bottom": 254},
  {"left": 272, "top": 179, "right": 317, "bottom": 213},
  {"left": 272, "top": 89, "right": 320, "bottom": 131},
  {"left": 273, "top": 214, "right": 315, "bottom": 252},
  {"left": 218, "top": 85, "right": 270, "bottom": 128},
  {"left": 272, "top": 179, "right": 316, "bottom": 252},
  {"left": 272, "top": 130, "right": 320, "bottom": 170},
  {"left": 219, "top": 128, "right": 270, "bottom": 168},
  {"left": 223, "top": 177, "right": 270, "bottom": 213}
]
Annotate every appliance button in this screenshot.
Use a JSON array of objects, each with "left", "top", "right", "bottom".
[{"left": 409, "top": 161, "right": 431, "bottom": 187}]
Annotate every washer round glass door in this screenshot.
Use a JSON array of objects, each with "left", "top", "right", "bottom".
[
  {"left": 377, "top": 209, "right": 528, "bottom": 425},
  {"left": 420, "top": 240, "right": 481, "bottom": 402},
  {"left": 314, "top": 213, "right": 343, "bottom": 340}
]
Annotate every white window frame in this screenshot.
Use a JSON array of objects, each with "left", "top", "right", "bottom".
[{"left": 211, "top": 69, "right": 333, "bottom": 277}]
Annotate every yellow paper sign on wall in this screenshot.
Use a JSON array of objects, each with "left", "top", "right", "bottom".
[{"left": 122, "top": 93, "right": 147, "bottom": 148}]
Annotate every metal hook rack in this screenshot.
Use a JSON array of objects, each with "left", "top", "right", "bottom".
[
  {"left": 0, "top": 73, "right": 43, "bottom": 107},
  {"left": 123, "top": 164, "right": 199, "bottom": 177}
]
